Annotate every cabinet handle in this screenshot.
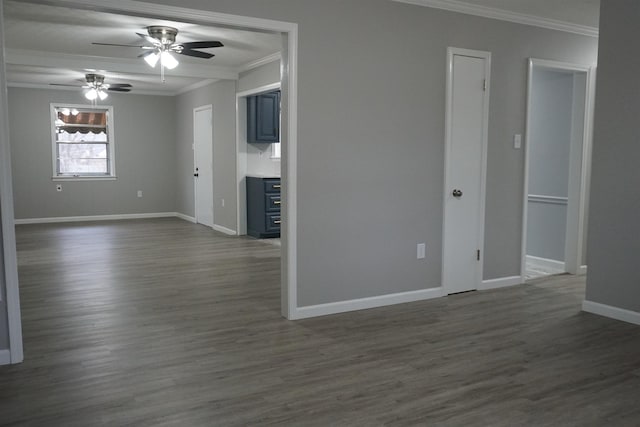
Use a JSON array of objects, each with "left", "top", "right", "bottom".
[
  {"left": 274, "top": 220, "right": 281, "bottom": 225},
  {"left": 273, "top": 185, "right": 281, "bottom": 189},
  {"left": 274, "top": 200, "right": 281, "bottom": 205}
]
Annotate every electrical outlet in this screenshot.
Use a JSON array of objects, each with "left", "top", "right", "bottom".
[
  {"left": 221, "top": 198, "right": 225, "bottom": 207},
  {"left": 56, "top": 184, "right": 62, "bottom": 192},
  {"left": 137, "top": 190, "right": 143, "bottom": 198},
  {"left": 417, "top": 243, "right": 426, "bottom": 259}
]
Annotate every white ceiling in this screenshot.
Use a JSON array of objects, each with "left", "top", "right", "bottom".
[
  {"left": 3, "top": 0, "right": 282, "bottom": 95},
  {"left": 3, "top": 0, "right": 599, "bottom": 96}
]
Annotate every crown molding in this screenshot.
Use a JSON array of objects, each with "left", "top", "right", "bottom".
[
  {"left": 174, "top": 78, "right": 220, "bottom": 96},
  {"left": 238, "top": 52, "right": 281, "bottom": 74},
  {"left": 392, "top": 0, "right": 598, "bottom": 38}
]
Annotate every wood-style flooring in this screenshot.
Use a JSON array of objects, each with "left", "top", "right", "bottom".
[{"left": 1, "top": 218, "right": 640, "bottom": 426}]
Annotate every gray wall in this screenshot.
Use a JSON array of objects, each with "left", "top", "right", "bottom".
[
  {"left": 175, "top": 80, "right": 237, "bottom": 231},
  {"left": 526, "top": 69, "right": 573, "bottom": 261},
  {"left": 150, "top": 0, "right": 598, "bottom": 306},
  {"left": 586, "top": 0, "right": 640, "bottom": 312},
  {"left": 9, "top": 88, "right": 176, "bottom": 219}
]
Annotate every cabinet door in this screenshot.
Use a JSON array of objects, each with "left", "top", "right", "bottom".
[{"left": 256, "top": 91, "right": 280, "bottom": 142}]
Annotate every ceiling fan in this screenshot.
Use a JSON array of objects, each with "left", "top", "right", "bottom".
[
  {"left": 93, "top": 26, "right": 224, "bottom": 81},
  {"left": 51, "top": 73, "right": 132, "bottom": 101}
]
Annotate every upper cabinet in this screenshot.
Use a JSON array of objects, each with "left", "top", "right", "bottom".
[{"left": 247, "top": 90, "right": 280, "bottom": 143}]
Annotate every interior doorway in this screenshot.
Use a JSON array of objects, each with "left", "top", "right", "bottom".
[
  {"left": 522, "top": 59, "right": 594, "bottom": 281},
  {"left": 236, "top": 82, "right": 281, "bottom": 237},
  {"left": 0, "top": 0, "right": 300, "bottom": 364}
]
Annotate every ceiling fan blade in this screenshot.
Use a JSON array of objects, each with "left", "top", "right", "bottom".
[
  {"left": 92, "top": 42, "right": 145, "bottom": 48},
  {"left": 178, "top": 49, "right": 215, "bottom": 59},
  {"left": 107, "top": 87, "right": 132, "bottom": 92},
  {"left": 50, "top": 83, "right": 80, "bottom": 87},
  {"left": 136, "top": 32, "right": 160, "bottom": 46},
  {"left": 179, "top": 41, "right": 224, "bottom": 49},
  {"left": 107, "top": 83, "right": 133, "bottom": 89}
]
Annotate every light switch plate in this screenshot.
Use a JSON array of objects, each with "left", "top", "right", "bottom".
[
  {"left": 417, "top": 243, "right": 426, "bottom": 259},
  {"left": 514, "top": 134, "right": 522, "bottom": 149}
]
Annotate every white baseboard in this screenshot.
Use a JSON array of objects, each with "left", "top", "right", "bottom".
[
  {"left": 526, "top": 255, "right": 565, "bottom": 274},
  {"left": 174, "top": 213, "right": 196, "bottom": 223},
  {"left": 15, "top": 212, "right": 177, "bottom": 225},
  {"left": 0, "top": 350, "right": 11, "bottom": 365},
  {"left": 582, "top": 300, "right": 640, "bottom": 326},
  {"left": 578, "top": 265, "right": 588, "bottom": 275},
  {"left": 15, "top": 214, "right": 239, "bottom": 238},
  {"left": 213, "top": 224, "right": 237, "bottom": 236},
  {"left": 479, "top": 276, "right": 522, "bottom": 291},
  {"left": 292, "top": 287, "right": 446, "bottom": 319}
]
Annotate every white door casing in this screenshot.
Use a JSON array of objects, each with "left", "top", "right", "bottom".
[
  {"left": 442, "top": 48, "right": 491, "bottom": 295},
  {"left": 521, "top": 59, "right": 595, "bottom": 280},
  {"left": 194, "top": 105, "right": 214, "bottom": 228}
]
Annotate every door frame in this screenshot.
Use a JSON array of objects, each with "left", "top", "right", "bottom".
[
  {"left": 521, "top": 58, "right": 595, "bottom": 281},
  {"left": 442, "top": 47, "right": 491, "bottom": 294},
  {"left": 0, "top": 0, "right": 22, "bottom": 364},
  {"left": 193, "top": 104, "right": 214, "bottom": 228},
  {"left": 236, "top": 81, "right": 281, "bottom": 236},
  {"left": 0, "top": 0, "right": 299, "bottom": 365}
]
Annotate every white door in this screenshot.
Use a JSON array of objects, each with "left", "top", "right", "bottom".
[
  {"left": 442, "top": 48, "right": 491, "bottom": 294},
  {"left": 194, "top": 106, "right": 214, "bottom": 228}
]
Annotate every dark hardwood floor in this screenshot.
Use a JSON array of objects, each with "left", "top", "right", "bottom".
[{"left": 1, "top": 218, "right": 639, "bottom": 426}]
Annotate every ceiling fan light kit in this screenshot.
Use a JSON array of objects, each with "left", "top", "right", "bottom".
[{"left": 83, "top": 73, "right": 110, "bottom": 101}]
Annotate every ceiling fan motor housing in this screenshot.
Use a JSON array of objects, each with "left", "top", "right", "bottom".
[
  {"left": 85, "top": 73, "right": 105, "bottom": 86},
  {"left": 147, "top": 26, "right": 178, "bottom": 47}
]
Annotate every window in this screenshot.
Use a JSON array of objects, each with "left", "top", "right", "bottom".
[{"left": 51, "top": 104, "right": 115, "bottom": 179}]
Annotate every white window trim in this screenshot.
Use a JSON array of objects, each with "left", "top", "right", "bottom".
[{"left": 50, "top": 103, "right": 116, "bottom": 180}]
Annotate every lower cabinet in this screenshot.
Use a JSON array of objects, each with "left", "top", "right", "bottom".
[{"left": 247, "top": 176, "right": 281, "bottom": 238}]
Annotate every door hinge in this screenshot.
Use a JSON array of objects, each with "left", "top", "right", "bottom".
[
  {"left": 483, "top": 79, "right": 487, "bottom": 91},
  {"left": 477, "top": 250, "right": 481, "bottom": 261}
]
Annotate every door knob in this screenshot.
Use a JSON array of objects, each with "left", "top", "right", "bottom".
[{"left": 452, "top": 189, "right": 463, "bottom": 198}]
